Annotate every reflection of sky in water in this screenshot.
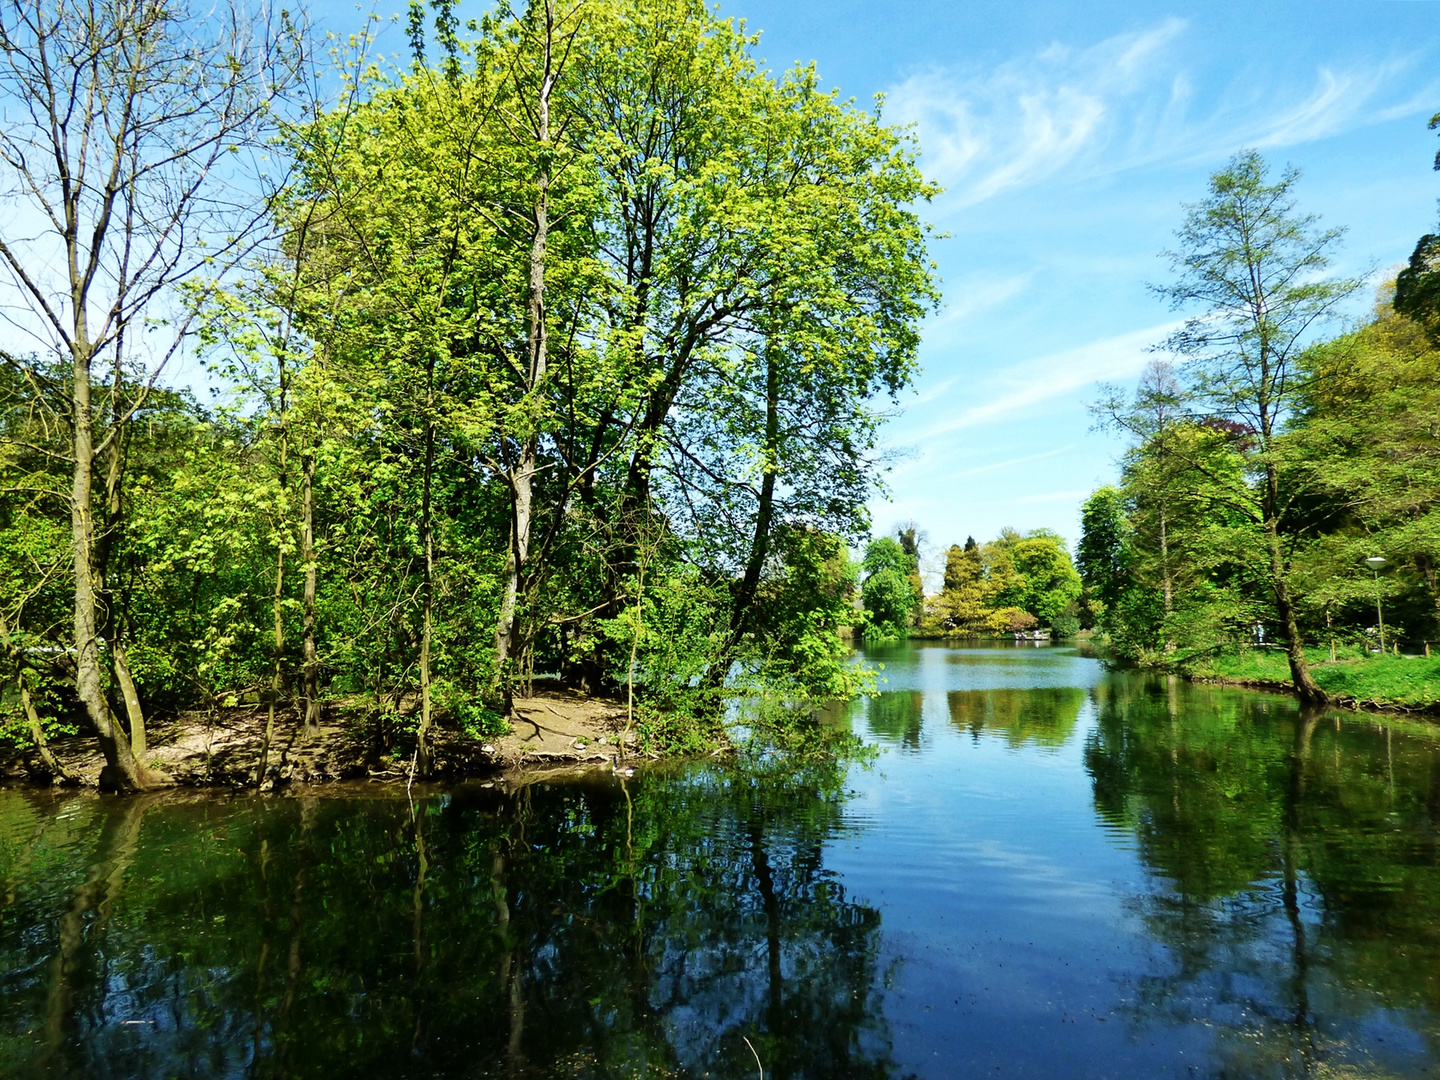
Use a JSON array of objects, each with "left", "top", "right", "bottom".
[
  {"left": 865, "top": 641, "right": 1106, "bottom": 692},
  {"left": 7, "top": 644, "right": 1440, "bottom": 1079},
  {"left": 831, "top": 642, "right": 1440, "bottom": 1079}
]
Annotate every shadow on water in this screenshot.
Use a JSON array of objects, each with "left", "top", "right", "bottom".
[
  {"left": 1085, "top": 673, "right": 1440, "bottom": 1077},
  {"left": 0, "top": 762, "right": 900, "bottom": 1080}
]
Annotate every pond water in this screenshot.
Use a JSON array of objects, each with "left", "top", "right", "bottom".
[{"left": 4, "top": 643, "right": 1440, "bottom": 1079}]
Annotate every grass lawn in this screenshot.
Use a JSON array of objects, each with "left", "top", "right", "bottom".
[{"left": 1189, "top": 646, "right": 1440, "bottom": 710}]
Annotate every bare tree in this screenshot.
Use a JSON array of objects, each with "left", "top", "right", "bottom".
[{"left": 0, "top": 0, "right": 304, "bottom": 790}]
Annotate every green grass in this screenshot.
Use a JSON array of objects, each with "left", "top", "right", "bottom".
[{"left": 1191, "top": 646, "right": 1440, "bottom": 710}]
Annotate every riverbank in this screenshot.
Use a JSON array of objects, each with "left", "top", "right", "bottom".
[
  {"left": 1187, "top": 647, "right": 1440, "bottom": 718},
  {"left": 0, "top": 689, "right": 654, "bottom": 790}
]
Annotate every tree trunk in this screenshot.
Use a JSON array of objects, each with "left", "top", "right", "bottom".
[
  {"left": 110, "top": 640, "right": 146, "bottom": 760},
  {"left": 0, "top": 613, "right": 72, "bottom": 783},
  {"left": 1264, "top": 463, "right": 1324, "bottom": 703},
  {"left": 711, "top": 341, "right": 780, "bottom": 690},
  {"left": 257, "top": 538, "right": 285, "bottom": 787},
  {"left": 300, "top": 448, "right": 322, "bottom": 739},
  {"left": 96, "top": 387, "right": 150, "bottom": 761},
  {"left": 1157, "top": 501, "right": 1175, "bottom": 653},
  {"left": 257, "top": 409, "right": 290, "bottom": 787},
  {"left": 71, "top": 340, "right": 145, "bottom": 792},
  {"left": 495, "top": 2, "right": 555, "bottom": 701},
  {"left": 417, "top": 416, "right": 435, "bottom": 776},
  {"left": 18, "top": 670, "right": 69, "bottom": 782}
]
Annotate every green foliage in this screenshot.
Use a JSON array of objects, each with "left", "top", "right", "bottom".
[
  {"left": 1077, "top": 486, "right": 1129, "bottom": 624},
  {"left": 600, "top": 564, "right": 729, "bottom": 754},
  {"left": 1050, "top": 613, "right": 1081, "bottom": 639},
  {"left": 1086, "top": 153, "right": 1436, "bottom": 696},
  {"left": 860, "top": 568, "right": 914, "bottom": 643},
  {"left": 747, "top": 528, "right": 869, "bottom": 704},
  {"left": 860, "top": 536, "right": 918, "bottom": 641},
  {"left": 986, "top": 528, "right": 1082, "bottom": 625},
  {"left": 924, "top": 527, "right": 1080, "bottom": 636},
  {"left": 0, "top": 0, "right": 938, "bottom": 766},
  {"left": 1395, "top": 232, "right": 1440, "bottom": 340},
  {"left": 861, "top": 536, "right": 912, "bottom": 578},
  {"left": 1095, "top": 286, "right": 1440, "bottom": 678}
]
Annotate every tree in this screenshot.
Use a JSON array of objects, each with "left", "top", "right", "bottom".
[
  {"left": 984, "top": 528, "right": 1081, "bottom": 628},
  {"left": 1392, "top": 108, "right": 1440, "bottom": 340},
  {"left": 0, "top": 0, "right": 304, "bottom": 789},
  {"left": 1153, "top": 151, "right": 1360, "bottom": 703},
  {"left": 893, "top": 523, "right": 927, "bottom": 612},
  {"left": 860, "top": 536, "right": 917, "bottom": 641},
  {"left": 1095, "top": 359, "right": 1190, "bottom": 630},
  {"left": 0, "top": 0, "right": 934, "bottom": 769},
  {"left": 1394, "top": 233, "right": 1440, "bottom": 341},
  {"left": 929, "top": 539, "right": 989, "bottom": 634},
  {"left": 571, "top": 0, "right": 937, "bottom": 676},
  {"left": 1077, "top": 486, "right": 1129, "bottom": 625},
  {"left": 1291, "top": 288, "right": 1440, "bottom": 634}
]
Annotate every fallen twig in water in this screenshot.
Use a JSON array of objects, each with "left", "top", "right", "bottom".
[{"left": 742, "top": 1035, "right": 764, "bottom": 1080}]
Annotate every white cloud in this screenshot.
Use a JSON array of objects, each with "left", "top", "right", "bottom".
[
  {"left": 918, "top": 321, "right": 1181, "bottom": 437},
  {"left": 1011, "top": 489, "right": 1094, "bottom": 505},
  {"left": 885, "top": 19, "right": 1187, "bottom": 208},
  {"left": 948, "top": 444, "right": 1075, "bottom": 479},
  {"left": 929, "top": 273, "right": 1034, "bottom": 330},
  {"left": 885, "top": 23, "right": 1436, "bottom": 210}
]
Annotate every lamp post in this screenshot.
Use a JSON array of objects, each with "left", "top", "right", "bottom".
[{"left": 1366, "top": 556, "right": 1387, "bottom": 653}]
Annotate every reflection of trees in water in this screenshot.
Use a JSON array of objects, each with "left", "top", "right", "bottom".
[
  {"left": 864, "top": 690, "right": 924, "bottom": 750},
  {"left": 945, "top": 687, "right": 1086, "bottom": 749},
  {"left": 1086, "top": 675, "right": 1440, "bottom": 1076},
  {"left": 0, "top": 763, "right": 896, "bottom": 1080}
]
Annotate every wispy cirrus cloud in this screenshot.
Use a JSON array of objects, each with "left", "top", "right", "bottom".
[
  {"left": 918, "top": 321, "right": 1181, "bottom": 437},
  {"left": 1010, "top": 489, "right": 1095, "bottom": 505},
  {"left": 885, "top": 19, "right": 1188, "bottom": 208},
  {"left": 948, "top": 444, "right": 1076, "bottom": 479},
  {"left": 885, "top": 21, "right": 1437, "bottom": 210}
]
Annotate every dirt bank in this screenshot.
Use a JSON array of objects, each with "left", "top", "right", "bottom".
[{"left": 0, "top": 689, "right": 655, "bottom": 790}]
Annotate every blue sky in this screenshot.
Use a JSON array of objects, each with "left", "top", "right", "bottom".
[
  {"left": 311, "top": 0, "right": 1440, "bottom": 566},
  {"left": 705, "top": 0, "right": 1440, "bottom": 567}
]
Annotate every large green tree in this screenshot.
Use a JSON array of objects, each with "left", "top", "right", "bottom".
[{"left": 1153, "top": 150, "right": 1360, "bottom": 702}]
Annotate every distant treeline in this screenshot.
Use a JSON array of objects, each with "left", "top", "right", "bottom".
[
  {"left": 0, "top": 0, "right": 938, "bottom": 789},
  {"left": 1079, "top": 149, "right": 1440, "bottom": 698},
  {"left": 858, "top": 527, "right": 1082, "bottom": 641}
]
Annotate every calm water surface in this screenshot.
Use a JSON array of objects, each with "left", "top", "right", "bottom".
[{"left": 4, "top": 643, "right": 1440, "bottom": 1079}]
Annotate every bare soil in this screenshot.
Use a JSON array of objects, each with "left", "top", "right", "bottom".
[{"left": 0, "top": 689, "right": 647, "bottom": 790}]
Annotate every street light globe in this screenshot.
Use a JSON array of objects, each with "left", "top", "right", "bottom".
[{"left": 1366, "top": 556, "right": 1387, "bottom": 570}]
